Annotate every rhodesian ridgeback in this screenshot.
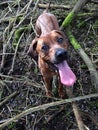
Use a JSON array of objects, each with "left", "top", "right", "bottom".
[{"left": 28, "top": 10, "right": 76, "bottom": 98}]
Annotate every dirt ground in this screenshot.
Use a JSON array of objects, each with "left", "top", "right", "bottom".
[{"left": 0, "top": 0, "right": 98, "bottom": 130}]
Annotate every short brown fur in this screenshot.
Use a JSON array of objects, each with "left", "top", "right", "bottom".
[{"left": 28, "top": 11, "right": 68, "bottom": 98}]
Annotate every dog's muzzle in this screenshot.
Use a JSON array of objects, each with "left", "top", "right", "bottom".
[{"left": 54, "top": 48, "right": 68, "bottom": 64}]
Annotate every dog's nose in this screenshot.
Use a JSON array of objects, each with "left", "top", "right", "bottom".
[{"left": 55, "top": 48, "right": 68, "bottom": 63}]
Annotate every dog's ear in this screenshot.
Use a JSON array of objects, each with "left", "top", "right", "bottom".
[
  {"left": 27, "top": 38, "right": 38, "bottom": 60},
  {"left": 53, "top": 30, "right": 67, "bottom": 39},
  {"left": 53, "top": 30, "right": 68, "bottom": 43}
]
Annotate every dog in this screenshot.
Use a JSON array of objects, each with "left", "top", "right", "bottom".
[{"left": 28, "top": 10, "right": 76, "bottom": 98}]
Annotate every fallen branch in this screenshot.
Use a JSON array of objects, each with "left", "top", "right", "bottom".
[
  {"left": 60, "top": 1, "right": 87, "bottom": 129},
  {"left": 0, "top": 93, "right": 98, "bottom": 129},
  {"left": 66, "top": 88, "right": 87, "bottom": 130},
  {"left": 60, "top": 0, "right": 98, "bottom": 91},
  {"left": 0, "top": 91, "right": 19, "bottom": 107},
  {"left": 61, "top": 0, "right": 88, "bottom": 29},
  {"left": 67, "top": 29, "right": 98, "bottom": 92},
  {"left": 38, "top": 3, "right": 71, "bottom": 10},
  {"left": 60, "top": 0, "right": 98, "bottom": 129}
]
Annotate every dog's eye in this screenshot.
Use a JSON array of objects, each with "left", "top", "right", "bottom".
[
  {"left": 41, "top": 44, "right": 49, "bottom": 51},
  {"left": 57, "top": 37, "right": 63, "bottom": 44}
]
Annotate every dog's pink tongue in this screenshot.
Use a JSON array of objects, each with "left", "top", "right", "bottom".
[{"left": 56, "top": 61, "right": 76, "bottom": 87}]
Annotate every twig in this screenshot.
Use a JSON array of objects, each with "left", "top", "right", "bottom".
[
  {"left": 38, "top": 3, "right": 71, "bottom": 10},
  {"left": 1, "top": 1, "right": 18, "bottom": 22},
  {"left": 66, "top": 88, "right": 86, "bottom": 130},
  {"left": 0, "top": 1, "right": 13, "bottom": 6},
  {"left": 30, "top": 17, "right": 39, "bottom": 36},
  {"left": 8, "top": 32, "right": 24, "bottom": 75},
  {"left": 45, "top": 106, "right": 65, "bottom": 123},
  {"left": 72, "top": 102, "right": 88, "bottom": 130},
  {"left": 0, "top": 53, "right": 14, "bottom": 56},
  {"left": 0, "top": 21, "right": 15, "bottom": 72},
  {"left": 0, "top": 119, "right": 12, "bottom": 124},
  {"left": 90, "top": 0, "right": 98, "bottom": 4},
  {"left": 0, "top": 93, "right": 98, "bottom": 129},
  {"left": 15, "top": 0, "right": 40, "bottom": 28},
  {"left": 23, "top": 32, "right": 34, "bottom": 54},
  {"left": 0, "top": 74, "right": 42, "bottom": 89},
  {"left": 0, "top": 44, "right": 6, "bottom": 72},
  {"left": 25, "top": 0, "right": 33, "bottom": 14},
  {"left": 0, "top": 91, "right": 19, "bottom": 107},
  {"left": 80, "top": 110, "right": 98, "bottom": 126}
]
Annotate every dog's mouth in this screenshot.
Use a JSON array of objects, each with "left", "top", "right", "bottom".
[{"left": 55, "top": 60, "right": 76, "bottom": 87}]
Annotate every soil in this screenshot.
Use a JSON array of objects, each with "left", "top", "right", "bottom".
[{"left": 0, "top": 0, "right": 98, "bottom": 130}]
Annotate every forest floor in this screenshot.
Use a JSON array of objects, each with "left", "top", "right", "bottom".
[{"left": 0, "top": 0, "right": 98, "bottom": 130}]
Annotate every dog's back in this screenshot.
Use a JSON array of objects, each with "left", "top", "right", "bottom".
[{"left": 35, "top": 11, "right": 60, "bottom": 36}]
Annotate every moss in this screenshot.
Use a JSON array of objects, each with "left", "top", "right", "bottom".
[
  {"left": 61, "top": 12, "right": 74, "bottom": 28},
  {"left": 14, "top": 27, "right": 27, "bottom": 42},
  {"left": 13, "top": 26, "right": 30, "bottom": 47},
  {"left": 77, "top": 20, "right": 86, "bottom": 28},
  {"left": 8, "top": 122, "right": 16, "bottom": 129},
  {"left": 67, "top": 29, "right": 81, "bottom": 50}
]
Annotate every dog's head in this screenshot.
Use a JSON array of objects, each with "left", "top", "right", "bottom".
[
  {"left": 27, "top": 30, "right": 68, "bottom": 64},
  {"left": 28, "top": 30, "right": 76, "bottom": 87}
]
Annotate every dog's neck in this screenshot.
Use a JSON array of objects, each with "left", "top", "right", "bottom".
[{"left": 40, "top": 23, "right": 59, "bottom": 36}]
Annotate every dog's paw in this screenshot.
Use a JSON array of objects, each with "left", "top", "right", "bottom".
[
  {"left": 59, "top": 92, "right": 65, "bottom": 99},
  {"left": 46, "top": 91, "right": 53, "bottom": 97}
]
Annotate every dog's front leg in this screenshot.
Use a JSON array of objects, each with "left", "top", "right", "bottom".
[
  {"left": 58, "top": 77, "right": 65, "bottom": 98},
  {"left": 43, "top": 76, "right": 53, "bottom": 97}
]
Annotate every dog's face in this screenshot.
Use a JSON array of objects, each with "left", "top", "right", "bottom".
[
  {"left": 28, "top": 30, "right": 76, "bottom": 87},
  {"left": 28, "top": 30, "right": 68, "bottom": 64}
]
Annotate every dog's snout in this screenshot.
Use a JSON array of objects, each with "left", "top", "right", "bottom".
[
  {"left": 56, "top": 49, "right": 67, "bottom": 58},
  {"left": 55, "top": 48, "right": 68, "bottom": 63}
]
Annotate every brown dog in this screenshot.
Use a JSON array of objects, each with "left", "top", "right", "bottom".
[{"left": 28, "top": 10, "right": 76, "bottom": 98}]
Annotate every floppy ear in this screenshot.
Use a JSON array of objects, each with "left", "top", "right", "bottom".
[
  {"left": 54, "top": 30, "right": 68, "bottom": 43},
  {"left": 53, "top": 30, "right": 67, "bottom": 39},
  {"left": 27, "top": 38, "right": 38, "bottom": 60}
]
